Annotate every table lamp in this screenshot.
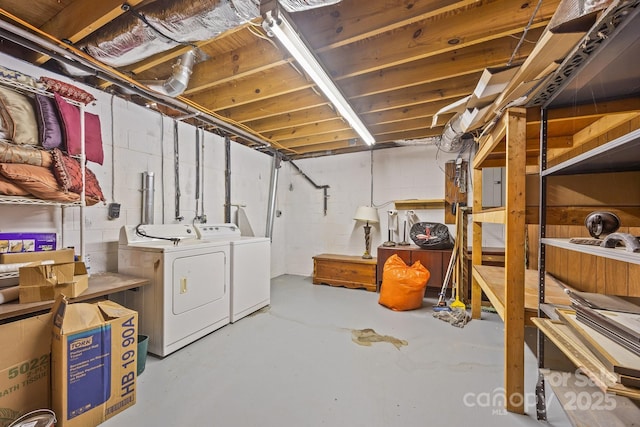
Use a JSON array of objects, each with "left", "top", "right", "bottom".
[{"left": 354, "top": 206, "right": 379, "bottom": 259}]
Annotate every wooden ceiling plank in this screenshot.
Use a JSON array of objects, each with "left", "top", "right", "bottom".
[
  {"left": 374, "top": 127, "right": 446, "bottom": 143},
  {"left": 266, "top": 118, "right": 350, "bottom": 141},
  {"left": 353, "top": 72, "right": 482, "bottom": 113},
  {"left": 321, "top": 0, "right": 557, "bottom": 79},
  {"left": 280, "top": 129, "right": 360, "bottom": 149},
  {"left": 219, "top": 89, "right": 330, "bottom": 123},
  {"left": 362, "top": 99, "right": 456, "bottom": 125},
  {"left": 371, "top": 116, "right": 451, "bottom": 135},
  {"left": 187, "top": 64, "right": 314, "bottom": 110},
  {"left": 247, "top": 105, "right": 340, "bottom": 133},
  {"left": 234, "top": 71, "right": 479, "bottom": 131},
  {"left": 294, "top": 0, "right": 481, "bottom": 51},
  {"left": 205, "top": 29, "right": 540, "bottom": 126},
  {"left": 342, "top": 27, "right": 543, "bottom": 99},
  {"left": 183, "top": 36, "right": 291, "bottom": 94},
  {"left": 291, "top": 140, "right": 370, "bottom": 154}
]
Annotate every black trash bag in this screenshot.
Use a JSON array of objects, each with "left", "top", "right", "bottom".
[{"left": 409, "top": 222, "right": 454, "bottom": 250}]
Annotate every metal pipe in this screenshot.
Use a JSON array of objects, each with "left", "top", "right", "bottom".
[
  {"left": 174, "top": 121, "right": 183, "bottom": 221},
  {"left": 138, "top": 50, "right": 197, "bottom": 97},
  {"left": 194, "top": 127, "right": 200, "bottom": 220},
  {"left": 288, "top": 160, "right": 330, "bottom": 215},
  {"left": 265, "top": 153, "right": 281, "bottom": 239},
  {"left": 225, "top": 136, "right": 231, "bottom": 223},
  {"left": 0, "top": 18, "right": 270, "bottom": 148},
  {"left": 142, "top": 171, "right": 155, "bottom": 224}
]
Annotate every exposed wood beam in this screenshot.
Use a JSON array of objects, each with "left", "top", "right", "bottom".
[
  {"left": 247, "top": 105, "right": 340, "bottom": 133},
  {"left": 321, "top": 0, "right": 556, "bottom": 79},
  {"left": 362, "top": 99, "right": 456, "bottom": 125},
  {"left": 296, "top": 0, "right": 483, "bottom": 51},
  {"left": 187, "top": 64, "right": 314, "bottom": 110},
  {"left": 352, "top": 72, "right": 481, "bottom": 113},
  {"left": 343, "top": 28, "right": 543, "bottom": 98},
  {"left": 219, "top": 89, "right": 328, "bottom": 123}
]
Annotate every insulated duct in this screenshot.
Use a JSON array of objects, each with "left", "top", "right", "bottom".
[
  {"left": 74, "top": 0, "right": 342, "bottom": 69},
  {"left": 437, "top": 114, "right": 474, "bottom": 153}
]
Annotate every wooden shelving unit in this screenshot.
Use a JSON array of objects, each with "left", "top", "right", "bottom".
[
  {"left": 531, "top": 1, "right": 640, "bottom": 422},
  {"left": 471, "top": 107, "right": 528, "bottom": 414},
  {"left": 470, "top": 107, "right": 574, "bottom": 414}
]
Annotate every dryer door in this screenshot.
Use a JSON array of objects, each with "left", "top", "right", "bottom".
[{"left": 172, "top": 251, "right": 226, "bottom": 315}]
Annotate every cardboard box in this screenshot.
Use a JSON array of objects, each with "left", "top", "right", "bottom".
[
  {"left": 0, "top": 313, "right": 51, "bottom": 427},
  {"left": 1, "top": 248, "right": 74, "bottom": 265},
  {"left": 52, "top": 297, "right": 138, "bottom": 427},
  {"left": 19, "top": 262, "right": 88, "bottom": 303}
]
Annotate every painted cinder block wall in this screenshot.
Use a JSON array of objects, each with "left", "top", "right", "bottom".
[{"left": 0, "top": 53, "right": 504, "bottom": 279}]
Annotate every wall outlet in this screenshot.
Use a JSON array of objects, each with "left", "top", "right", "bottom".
[{"left": 108, "top": 203, "right": 121, "bottom": 220}]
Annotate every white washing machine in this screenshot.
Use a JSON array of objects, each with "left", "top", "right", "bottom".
[
  {"left": 195, "top": 224, "right": 271, "bottom": 323},
  {"left": 116, "top": 224, "right": 230, "bottom": 357}
]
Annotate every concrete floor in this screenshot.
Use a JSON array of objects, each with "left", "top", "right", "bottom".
[{"left": 102, "top": 275, "right": 572, "bottom": 427}]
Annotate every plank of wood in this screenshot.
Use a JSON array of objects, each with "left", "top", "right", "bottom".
[
  {"left": 393, "top": 199, "right": 445, "bottom": 210},
  {"left": 543, "top": 370, "right": 640, "bottom": 427},
  {"left": 504, "top": 107, "right": 527, "bottom": 414},
  {"left": 0, "top": 273, "right": 149, "bottom": 321},
  {"left": 473, "top": 113, "right": 507, "bottom": 169},
  {"left": 533, "top": 318, "right": 640, "bottom": 400},
  {"left": 473, "top": 265, "right": 572, "bottom": 318},
  {"left": 471, "top": 168, "right": 483, "bottom": 320},
  {"left": 473, "top": 207, "right": 506, "bottom": 224},
  {"left": 556, "top": 309, "right": 640, "bottom": 378}
]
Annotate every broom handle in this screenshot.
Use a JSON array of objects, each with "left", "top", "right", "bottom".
[{"left": 437, "top": 233, "right": 459, "bottom": 303}]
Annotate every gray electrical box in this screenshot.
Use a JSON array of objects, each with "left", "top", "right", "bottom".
[{"left": 481, "top": 167, "right": 505, "bottom": 208}]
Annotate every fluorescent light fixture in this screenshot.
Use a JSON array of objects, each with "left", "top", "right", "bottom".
[{"left": 264, "top": 10, "right": 375, "bottom": 146}]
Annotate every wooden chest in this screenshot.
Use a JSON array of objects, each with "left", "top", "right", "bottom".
[{"left": 312, "top": 254, "right": 377, "bottom": 292}]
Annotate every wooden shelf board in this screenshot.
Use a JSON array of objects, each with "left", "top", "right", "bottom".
[
  {"left": 473, "top": 207, "right": 506, "bottom": 224},
  {"left": 543, "top": 127, "right": 640, "bottom": 176},
  {"left": 393, "top": 199, "right": 445, "bottom": 210},
  {"left": 472, "top": 265, "right": 571, "bottom": 322},
  {"left": 0, "top": 272, "right": 149, "bottom": 321},
  {"left": 533, "top": 318, "right": 640, "bottom": 400},
  {"left": 542, "top": 238, "right": 640, "bottom": 265},
  {"left": 543, "top": 370, "right": 640, "bottom": 426}
]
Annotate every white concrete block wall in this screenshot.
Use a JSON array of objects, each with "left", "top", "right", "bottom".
[
  {"left": 0, "top": 53, "right": 280, "bottom": 275},
  {"left": 281, "top": 145, "right": 465, "bottom": 276},
  {"left": 0, "top": 53, "right": 505, "bottom": 279}
]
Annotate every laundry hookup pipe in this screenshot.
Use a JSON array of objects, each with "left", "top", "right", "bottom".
[{"left": 142, "top": 171, "right": 155, "bottom": 224}]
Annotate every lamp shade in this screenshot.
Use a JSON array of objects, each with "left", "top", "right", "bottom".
[{"left": 354, "top": 206, "right": 379, "bottom": 223}]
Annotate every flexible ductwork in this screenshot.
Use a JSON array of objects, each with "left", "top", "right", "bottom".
[
  {"left": 76, "top": 0, "right": 341, "bottom": 69},
  {"left": 438, "top": 114, "right": 474, "bottom": 153}
]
